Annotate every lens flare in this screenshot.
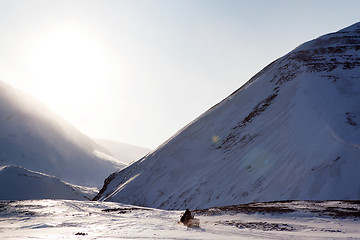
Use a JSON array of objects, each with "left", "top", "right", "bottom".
[{"left": 212, "top": 135, "right": 220, "bottom": 144}]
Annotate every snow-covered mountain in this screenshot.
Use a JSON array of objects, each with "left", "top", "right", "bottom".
[
  {"left": 0, "top": 81, "right": 126, "bottom": 190},
  {"left": 0, "top": 165, "right": 95, "bottom": 200},
  {"left": 96, "top": 139, "right": 150, "bottom": 165},
  {"left": 95, "top": 22, "right": 360, "bottom": 210}
]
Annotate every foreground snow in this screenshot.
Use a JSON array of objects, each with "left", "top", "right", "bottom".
[{"left": 0, "top": 200, "right": 359, "bottom": 239}]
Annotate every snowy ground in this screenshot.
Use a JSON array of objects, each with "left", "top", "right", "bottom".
[{"left": 0, "top": 200, "right": 359, "bottom": 239}]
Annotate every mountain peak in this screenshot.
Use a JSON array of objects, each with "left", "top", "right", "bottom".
[{"left": 95, "top": 22, "right": 360, "bottom": 210}]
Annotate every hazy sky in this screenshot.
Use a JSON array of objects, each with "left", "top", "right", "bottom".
[{"left": 0, "top": 0, "right": 359, "bottom": 149}]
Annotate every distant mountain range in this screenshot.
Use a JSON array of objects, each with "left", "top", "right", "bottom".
[
  {"left": 95, "top": 22, "right": 360, "bottom": 210},
  {"left": 95, "top": 139, "right": 150, "bottom": 165}
]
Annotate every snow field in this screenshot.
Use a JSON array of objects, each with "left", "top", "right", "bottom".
[{"left": 0, "top": 200, "right": 359, "bottom": 239}]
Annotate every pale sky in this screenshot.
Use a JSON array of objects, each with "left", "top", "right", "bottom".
[{"left": 0, "top": 0, "right": 359, "bottom": 149}]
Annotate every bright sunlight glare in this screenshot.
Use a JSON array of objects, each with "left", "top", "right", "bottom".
[{"left": 29, "top": 26, "right": 108, "bottom": 113}]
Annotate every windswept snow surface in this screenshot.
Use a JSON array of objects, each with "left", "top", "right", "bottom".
[
  {"left": 0, "top": 166, "right": 96, "bottom": 200},
  {"left": 96, "top": 22, "right": 360, "bottom": 209},
  {"left": 0, "top": 200, "right": 359, "bottom": 239},
  {"left": 0, "top": 81, "right": 126, "bottom": 190}
]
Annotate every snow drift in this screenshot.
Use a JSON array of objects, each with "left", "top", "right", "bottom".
[
  {"left": 0, "top": 81, "right": 126, "bottom": 189},
  {"left": 0, "top": 165, "right": 95, "bottom": 200},
  {"left": 95, "top": 22, "right": 360, "bottom": 210}
]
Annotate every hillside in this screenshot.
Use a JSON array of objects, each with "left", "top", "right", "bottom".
[
  {"left": 95, "top": 22, "right": 360, "bottom": 210},
  {"left": 0, "top": 81, "right": 126, "bottom": 189}
]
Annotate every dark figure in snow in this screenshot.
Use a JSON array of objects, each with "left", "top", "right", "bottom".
[{"left": 180, "top": 209, "right": 193, "bottom": 225}]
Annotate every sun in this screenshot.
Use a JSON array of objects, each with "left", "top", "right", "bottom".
[{"left": 29, "top": 26, "right": 108, "bottom": 117}]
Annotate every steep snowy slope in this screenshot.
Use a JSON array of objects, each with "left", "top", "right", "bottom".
[
  {"left": 0, "top": 81, "right": 126, "bottom": 188},
  {"left": 96, "top": 139, "right": 150, "bottom": 164},
  {"left": 0, "top": 166, "right": 95, "bottom": 200},
  {"left": 95, "top": 22, "right": 360, "bottom": 210}
]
